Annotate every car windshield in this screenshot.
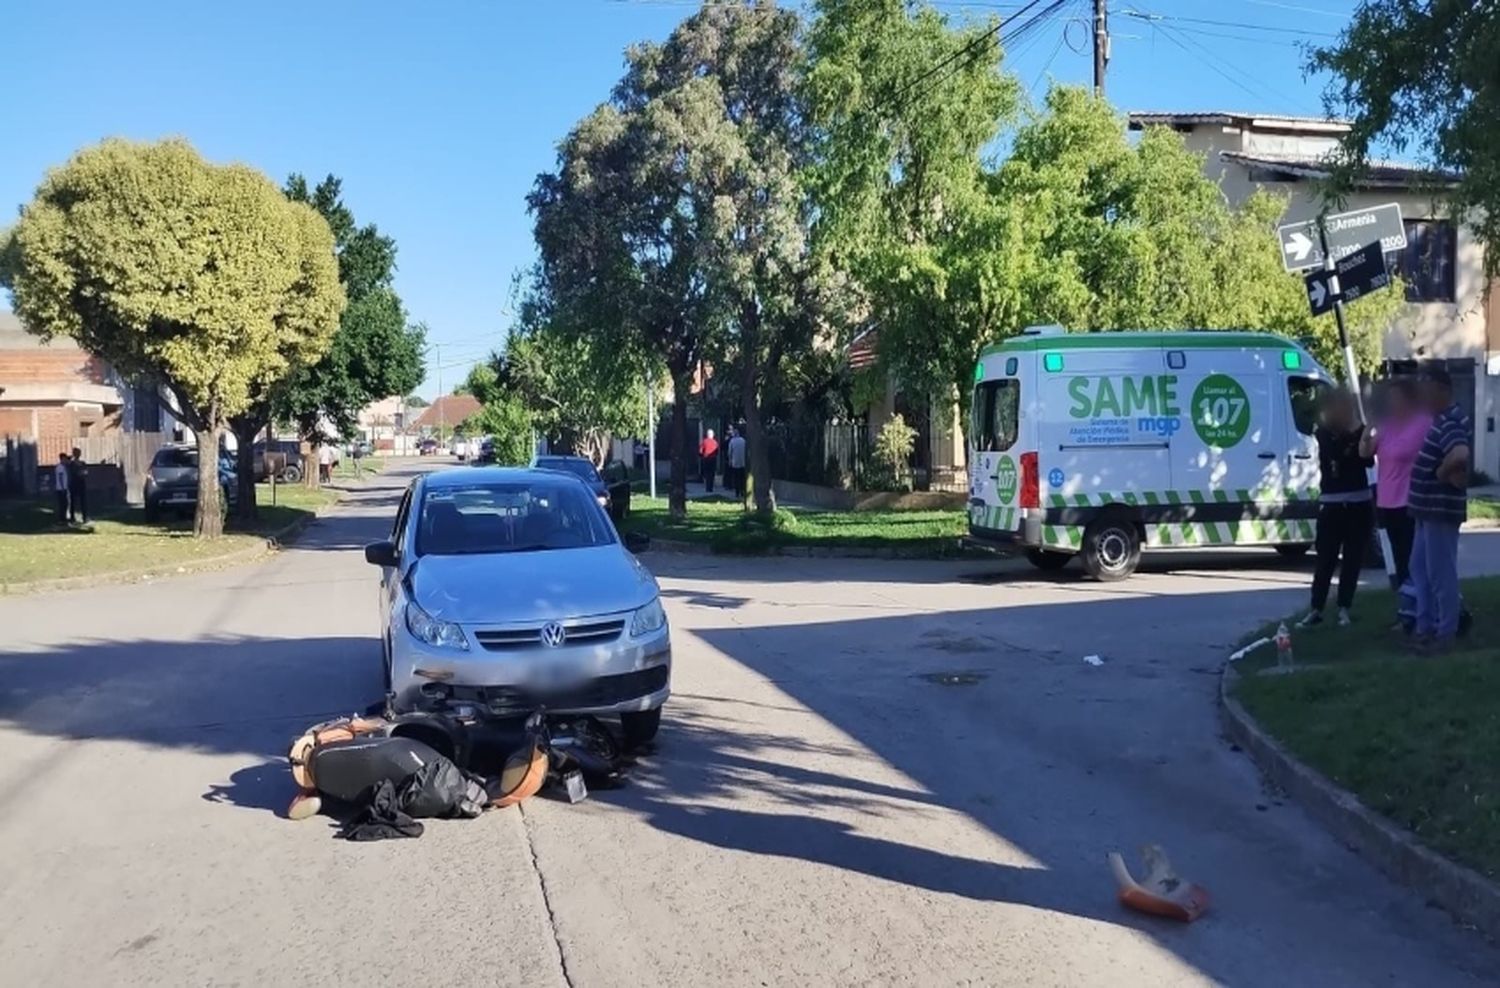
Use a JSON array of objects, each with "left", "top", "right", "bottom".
[
  {"left": 536, "top": 457, "right": 600, "bottom": 483},
  {"left": 152, "top": 448, "right": 197, "bottom": 469},
  {"left": 415, "top": 480, "right": 615, "bottom": 556}
]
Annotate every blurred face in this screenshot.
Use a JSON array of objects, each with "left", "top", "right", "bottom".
[
  {"left": 1419, "top": 378, "right": 1450, "bottom": 412},
  {"left": 1322, "top": 393, "right": 1355, "bottom": 429},
  {"left": 1384, "top": 385, "right": 1415, "bottom": 419}
]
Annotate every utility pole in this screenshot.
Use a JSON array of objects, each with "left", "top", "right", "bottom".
[
  {"left": 646, "top": 370, "right": 657, "bottom": 500},
  {"left": 1317, "top": 214, "right": 1397, "bottom": 588},
  {"left": 1093, "top": 0, "right": 1109, "bottom": 97}
]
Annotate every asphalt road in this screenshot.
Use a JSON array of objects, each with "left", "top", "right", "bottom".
[{"left": 3, "top": 462, "right": 1498, "bottom": 986}]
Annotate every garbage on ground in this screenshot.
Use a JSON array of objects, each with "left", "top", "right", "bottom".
[
  {"left": 286, "top": 708, "right": 633, "bottom": 839},
  {"left": 1108, "top": 844, "right": 1210, "bottom": 923},
  {"left": 1226, "top": 637, "right": 1270, "bottom": 663},
  {"left": 1082, "top": 654, "right": 1105, "bottom": 667}
]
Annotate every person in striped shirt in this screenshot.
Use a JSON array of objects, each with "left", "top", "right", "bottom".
[{"left": 1406, "top": 368, "right": 1471, "bottom": 651}]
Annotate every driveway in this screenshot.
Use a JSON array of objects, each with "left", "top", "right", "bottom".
[{"left": 1, "top": 464, "right": 1497, "bottom": 985}]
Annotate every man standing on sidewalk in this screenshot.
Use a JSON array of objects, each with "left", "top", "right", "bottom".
[
  {"left": 698, "top": 429, "right": 719, "bottom": 492},
  {"left": 1407, "top": 368, "right": 1470, "bottom": 651},
  {"left": 726, "top": 426, "right": 747, "bottom": 506}
]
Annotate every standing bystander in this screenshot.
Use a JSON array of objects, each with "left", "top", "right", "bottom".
[
  {"left": 1299, "top": 388, "right": 1373, "bottom": 628},
  {"left": 698, "top": 429, "right": 719, "bottom": 492},
  {"left": 1407, "top": 368, "right": 1471, "bottom": 651},
  {"left": 52, "top": 452, "right": 70, "bottom": 522},
  {"left": 1359, "top": 379, "right": 1430, "bottom": 587},
  {"left": 66, "top": 446, "right": 89, "bottom": 524},
  {"left": 726, "top": 427, "right": 748, "bottom": 505}
]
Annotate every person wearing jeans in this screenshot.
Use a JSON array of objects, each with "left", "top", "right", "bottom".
[
  {"left": 1406, "top": 368, "right": 1471, "bottom": 650},
  {"left": 1301, "top": 388, "right": 1373, "bottom": 628},
  {"left": 1360, "top": 378, "right": 1429, "bottom": 587}
]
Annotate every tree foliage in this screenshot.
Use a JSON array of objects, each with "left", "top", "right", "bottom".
[
  {"left": 1311, "top": 1, "right": 1500, "bottom": 276},
  {"left": 0, "top": 138, "right": 343, "bottom": 537}
]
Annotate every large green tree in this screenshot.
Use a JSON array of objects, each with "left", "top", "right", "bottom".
[
  {"left": 1311, "top": 1, "right": 1500, "bottom": 275},
  {"left": 0, "top": 139, "right": 344, "bottom": 536}
]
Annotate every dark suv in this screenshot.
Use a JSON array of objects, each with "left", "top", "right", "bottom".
[
  {"left": 144, "top": 445, "right": 237, "bottom": 520},
  {"left": 533, "top": 455, "right": 631, "bottom": 521},
  {"left": 250, "top": 440, "right": 304, "bottom": 483}
]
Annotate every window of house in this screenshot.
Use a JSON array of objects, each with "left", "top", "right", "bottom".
[
  {"left": 973, "top": 380, "right": 1020, "bottom": 452},
  {"left": 1389, "top": 219, "right": 1456, "bottom": 303}
]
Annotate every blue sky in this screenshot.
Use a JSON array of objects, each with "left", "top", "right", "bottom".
[{"left": 3, "top": 0, "right": 1359, "bottom": 398}]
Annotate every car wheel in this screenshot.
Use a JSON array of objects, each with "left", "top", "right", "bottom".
[
  {"left": 1025, "top": 548, "right": 1072, "bottom": 571},
  {"left": 621, "top": 707, "right": 662, "bottom": 748},
  {"left": 1274, "top": 543, "right": 1312, "bottom": 560},
  {"left": 1081, "top": 513, "right": 1141, "bottom": 582},
  {"left": 282, "top": 463, "right": 303, "bottom": 484}
]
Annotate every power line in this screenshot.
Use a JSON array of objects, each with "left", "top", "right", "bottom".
[
  {"left": 1120, "top": 8, "right": 1339, "bottom": 38},
  {"left": 901, "top": 0, "right": 1072, "bottom": 112},
  {"left": 1146, "top": 19, "right": 1301, "bottom": 108},
  {"left": 1240, "top": 0, "right": 1352, "bottom": 18},
  {"left": 883, "top": 0, "right": 1053, "bottom": 112}
]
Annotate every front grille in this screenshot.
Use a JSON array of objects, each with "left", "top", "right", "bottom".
[
  {"left": 473, "top": 617, "right": 625, "bottom": 651},
  {"left": 439, "top": 665, "right": 669, "bottom": 717}
]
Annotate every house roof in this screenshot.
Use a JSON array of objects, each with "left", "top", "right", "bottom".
[
  {"left": 411, "top": 394, "right": 482, "bottom": 431},
  {"left": 847, "top": 326, "right": 880, "bottom": 372},
  {"left": 1128, "top": 110, "right": 1351, "bottom": 134},
  {"left": 1218, "top": 150, "right": 1461, "bottom": 189}
]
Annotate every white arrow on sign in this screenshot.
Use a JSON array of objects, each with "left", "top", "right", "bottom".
[
  {"left": 1308, "top": 278, "right": 1327, "bottom": 309},
  {"left": 1284, "top": 231, "right": 1314, "bottom": 261}
]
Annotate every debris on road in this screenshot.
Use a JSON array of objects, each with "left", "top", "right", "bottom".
[
  {"left": 1082, "top": 654, "right": 1105, "bottom": 666},
  {"left": 1227, "top": 637, "right": 1271, "bottom": 662},
  {"left": 285, "top": 708, "right": 632, "bottom": 836},
  {"left": 1108, "top": 845, "right": 1211, "bottom": 923}
]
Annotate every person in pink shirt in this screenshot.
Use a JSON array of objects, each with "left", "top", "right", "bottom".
[{"left": 1360, "top": 377, "right": 1431, "bottom": 586}]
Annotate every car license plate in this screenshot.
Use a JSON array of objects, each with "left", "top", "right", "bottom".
[{"left": 563, "top": 771, "right": 588, "bottom": 803}]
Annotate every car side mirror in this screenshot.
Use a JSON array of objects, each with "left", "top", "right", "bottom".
[
  {"left": 364, "top": 540, "right": 399, "bottom": 567},
  {"left": 624, "top": 531, "right": 651, "bottom": 554}
]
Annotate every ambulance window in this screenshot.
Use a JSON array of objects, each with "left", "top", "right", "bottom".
[
  {"left": 1288, "top": 377, "right": 1330, "bottom": 436},
  {"left": 976, "top": 380, "right": 1020, "bottom": 452},
  {"left": 1167, "top": 351, "right": 1186, "bottom": 370}
]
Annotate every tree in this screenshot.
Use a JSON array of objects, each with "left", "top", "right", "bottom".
[
  {"left": 529, "top": 35, "right": 719, "bottom": 519},
  {"left": 457, "top": 363, "right": 534, "bottom": 465},
  {"left": 1310, "top": 2, "right": 1500, "bottom": 276},
  {"left": 405, "top": 394, "right": 429, "bottom": 407},
  {"left": 0, "top": 138, "right": 343, "bottom": 537}
]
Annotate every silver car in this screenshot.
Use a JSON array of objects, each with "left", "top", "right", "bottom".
[{"left": 364, "top": 467, "right": 669, "bottom": 745}]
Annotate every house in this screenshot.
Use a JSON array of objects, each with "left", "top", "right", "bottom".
[
  {"left": 848, "top": 326, "right": 967, "bottom": 490},
  {"left": 358, "top": 395, "right": 419, "bottom": 453},
  {"left": 1129, "top": 110, "right": 1500, "bottom": 478},
  {"left": 411, "top": 394, "right": 482, "bottom": 437},
  {"left": 0, "top": 310, "right": 124, "bottom": 465}
]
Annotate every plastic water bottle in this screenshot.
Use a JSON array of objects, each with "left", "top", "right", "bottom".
[{"left": 1275, "top": 622, "right": 1294, "bottom": 670}]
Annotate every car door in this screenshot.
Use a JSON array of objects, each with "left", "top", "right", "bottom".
[{"left": 381, "top": 484, "right": 415, "bottom": 634}]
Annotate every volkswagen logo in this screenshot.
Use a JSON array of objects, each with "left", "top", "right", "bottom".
[{"left": 540, "top": 621, "right": 567, "bottom": 648}]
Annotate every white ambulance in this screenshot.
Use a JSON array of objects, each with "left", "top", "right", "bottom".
[{"left": 966, "top": 326, "right": 1336, "bottom": 580}]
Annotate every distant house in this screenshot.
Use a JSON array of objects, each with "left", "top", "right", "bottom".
[
  {"left": 0, "top": 310, "right": 124, "bottom": 464},
  {"left": 411, "top": 394, "right": 482, "bottom": 437},
  {"left": 1129, "top": 110, "right": 1500, "bottom": 477}
]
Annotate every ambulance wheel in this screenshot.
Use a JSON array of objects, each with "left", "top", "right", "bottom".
[
  {"left": 1274, "top": 543, "right": 1312, "bottom": 560},
  {"left": 1025, "top": 548, "right": 1072, "bottom": 572},
  {"left": 1081, "top": 515, "right": 1141, "bottom": 582}
]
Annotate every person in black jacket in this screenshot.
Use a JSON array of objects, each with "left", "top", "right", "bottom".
[{"left": 1300, "top": 388, "right": 1374, "bottom": 627}]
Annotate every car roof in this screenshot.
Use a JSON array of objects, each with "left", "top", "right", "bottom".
[
  {"left": 421, "top": 466, "right": 587, "bottom": 489},
  {"left": 535, "top": 455, "right": 589, "bottom": 463}
]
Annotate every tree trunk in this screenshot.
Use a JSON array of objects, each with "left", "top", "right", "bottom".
[
  {"left": 668, "top": 369, "right": 692, "bottom": 521},
  {"left": 304, "top": 438, "right": 320, "bottom": 489},
  {"left": 231, "top": 420, "right": 260, "bottom": 524},
  {"left": 194, "top": 422, "right": 225, "bottom": 539},
  {"left": 739, "top": 304, "right": 775, "bottom": 518}
]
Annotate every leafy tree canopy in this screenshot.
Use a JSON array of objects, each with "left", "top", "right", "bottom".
[{"left": 1311, "top": 1, "right": 1500, "bottom": 275}]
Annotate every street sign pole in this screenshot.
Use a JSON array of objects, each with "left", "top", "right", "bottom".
[
  {"left": 1316, "top": 214, "right": 1397, "bottom": 588},
  {"left": 646, "top": 370, "right": 657, "bottom": 501}
]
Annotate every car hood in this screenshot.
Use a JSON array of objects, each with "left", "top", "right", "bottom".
[{"left": 408, "top": 545, "right": 657, "bottom": 624}]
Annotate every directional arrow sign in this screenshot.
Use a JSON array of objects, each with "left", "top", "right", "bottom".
[
  {"left": 1277, "top": 203, "right": 1406, "bottom": 273},
  {"left": 1304, "top": 270, "right": 1335, "bottom": 316},
  {"left": 1301, "top": 241, "right": 1392, "bottom": 317}
]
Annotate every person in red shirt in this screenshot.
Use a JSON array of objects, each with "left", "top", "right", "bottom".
[{"left": 698, "top": 429, "right": 719, "bottom": 492}]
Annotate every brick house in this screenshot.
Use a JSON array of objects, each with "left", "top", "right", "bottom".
[{"left": 0, "top": 310, "right": 125, "bottom": 467}]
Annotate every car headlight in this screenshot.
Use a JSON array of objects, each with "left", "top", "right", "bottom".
[
  {"left": 597, "top": 493, "right": 611, "bottom": 507},
  {"left": 405, "top": 599, "right": 469, "bottom": 650},
  {"left": 630, "top": 597, "right": 667, "bottom": 637}
]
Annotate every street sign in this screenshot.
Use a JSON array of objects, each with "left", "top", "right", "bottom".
[
  {"left": 1301, "top": 241, "right": 1393, "bottom": 316},
  {"left": 1304, "top": 270, "right": 1335, "bottom": 316},
  {"left": 1278, "top": 203, "right": 1406, "bottom": 272}
]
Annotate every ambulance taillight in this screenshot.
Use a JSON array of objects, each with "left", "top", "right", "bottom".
[{"left": 1019, "top": 452, "right": 1039, "bottom": 509}]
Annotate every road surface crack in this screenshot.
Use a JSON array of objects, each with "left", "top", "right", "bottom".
[{"left": 519, "top": 803, "right": 575, "bottom": 988}]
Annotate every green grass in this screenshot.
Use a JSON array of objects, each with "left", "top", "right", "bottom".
[
  {"left": 1470, "top": 497, "right": 1500, "bottom": 522},
  {"left": 0, "top": 484, "right": 338, "bottom": 586},
  {"left": 1234, "top": 576, "right": 1500, "bottom": 881},
  {"left": 331, "top": 456, "right": 386, "bottom": 480},
  {"left": 619, "top": 496, "right": 967, "bottom": 555}
]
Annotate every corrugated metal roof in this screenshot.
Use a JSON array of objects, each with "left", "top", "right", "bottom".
[
  {"left": 1218, "top": 151, "right": 1460, "bottom": 189},
  {"left": 1128, "top": 110, "right": 1350, "bottom": 133}
]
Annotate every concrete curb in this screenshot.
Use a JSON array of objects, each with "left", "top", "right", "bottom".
[
  {"left": 1219, "top": 661, "right": 1500, "bottom": 941},
  {"left": 0, "top": 488, "right": 346, "bottom": 597},
  {"left": 648, "top": 536, "right": 975, "bottom": 560}
]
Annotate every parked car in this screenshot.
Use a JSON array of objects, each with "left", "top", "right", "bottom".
[
  {"left": 144, "top": 445, "right": 238, "bottom": 520},
  {"left": 452, "top": 438, "right": 469, "bottom": 461},
  {"left": 419, "top": 438, "right": 441, "bottom": 456},
  {"left": 250, "top": 440, "right": 304, "bottom": 483},
  {"left": 534, "top": 454, "right": 630, "bottom": 521},
  {"left": 476, "top": 437, "right": 496, "bottom": 464},
  {"left": 348, "top": 439, "right": 373, "bottom": 458},
  {"left": 364, "top": 467, "right": 668, "bottom": 746}
]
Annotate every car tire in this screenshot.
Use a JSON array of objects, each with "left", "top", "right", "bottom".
[
  {"left": 1274, "top": 543, "right": 1312, "bottom": 560},
  {"left": 1025, "top": 548, "right": 1072, "bottom": 572},
  {"left": 1081, "top": 513, "right": 1141, "bottom": 582},
  {"left": 621, "top": 707, "right": 662, "bottom": 748},
  {"left": 282, "top": 463, "right": 303, "bottom": 484}
]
